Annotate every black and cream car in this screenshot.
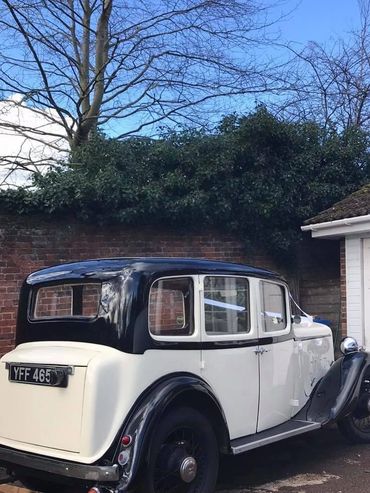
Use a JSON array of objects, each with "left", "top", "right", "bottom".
[{"left": 0, "top": 258, "right": 369, "bottom": 493}]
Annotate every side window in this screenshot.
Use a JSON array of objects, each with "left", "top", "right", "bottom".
[
  {"left": 261, "top": 281, "right": 287, "bottom": 332},
  {"left": 204, "top": 276, "right": 250, "bottom": 335},
  {"left": 149, "top": 277, "right": 193, "bottom": 336}
]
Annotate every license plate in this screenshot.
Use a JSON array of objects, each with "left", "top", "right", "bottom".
[{"left": 7, "top": 364, "right": 71, "bottom": 388}]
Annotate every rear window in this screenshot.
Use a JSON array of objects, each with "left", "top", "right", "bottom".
[{"left": 31, "top": 283, "right": 101, "bottom": 320}]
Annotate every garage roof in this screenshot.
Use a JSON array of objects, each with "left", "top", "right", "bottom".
[{"left": 305, "top": 183, "right": 370, "bottom": 225}]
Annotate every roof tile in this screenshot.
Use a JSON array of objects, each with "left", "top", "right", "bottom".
[{"left": 305, "top": 184, "right": 370, "bottom": 225}]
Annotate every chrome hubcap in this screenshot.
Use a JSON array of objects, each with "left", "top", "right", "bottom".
[{"left": 179, "top": 456, "right": 197, "bottom": 483}]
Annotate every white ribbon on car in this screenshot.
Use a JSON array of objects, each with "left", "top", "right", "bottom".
[{"left": 289, "top": 293, "right": 314, "bottom": 323}]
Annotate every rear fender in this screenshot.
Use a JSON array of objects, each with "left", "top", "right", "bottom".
[
  {"left": 306, "top": 351, "right": 370, "bottom": 424},
  {"left": 109, "top": 373, "right": 229, "bottom": 490}
]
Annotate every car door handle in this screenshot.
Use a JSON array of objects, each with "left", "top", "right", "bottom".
[{"left": 254, "top": 347, "right": 269, "bottom": 354}]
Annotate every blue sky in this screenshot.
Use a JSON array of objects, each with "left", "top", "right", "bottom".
[
  {"left": 0, "top": 0, "right": 364, "bottom": 145},
  {"left": 105, "top": 0, "right": 366, "bottom": 136},
  {"left": 207, "top": 0, "right": 364, "bottom": 122},
  {"left": 280, "top": 0, "right": 361, "bottom": 44}
]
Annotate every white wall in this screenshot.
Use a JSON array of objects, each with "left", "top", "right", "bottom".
[{"left": 363, "top": 239, "right": 370, "bottom": 349}]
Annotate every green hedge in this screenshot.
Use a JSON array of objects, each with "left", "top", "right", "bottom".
[{"left": 1, "top": 108, "right": 369, "bottom": 260}]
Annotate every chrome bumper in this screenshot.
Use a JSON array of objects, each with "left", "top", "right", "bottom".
[{"left": 0, "top": 445, "right": 119, "bottom": 482}]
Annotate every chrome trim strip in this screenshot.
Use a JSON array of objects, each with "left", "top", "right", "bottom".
[
  {"left": 294, "top": 335, "right": 332, "bottom": 342},
  {"left": 0, "top": 446, "right": 119, "bottom": 482},
  {"left": 231, "top": 421, "right": 321, "bottom": 454}
]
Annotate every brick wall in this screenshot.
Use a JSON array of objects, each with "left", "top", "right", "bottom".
[
  {"left": 0, "top": 215, "right": 282, "bottom": 356},
  {"left": 0, "top": 215, "right": 342, "bottom": 356},
  {"left": 298, "top": 237, "right": 342, "bottom": 347}
]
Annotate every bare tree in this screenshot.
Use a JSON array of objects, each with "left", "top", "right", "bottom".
[
  {"left": 0, "top": 0, "right": 288, "bottom": 182},
  {"left": 275, "top": 0, "right": 370, "bottom": 130}
]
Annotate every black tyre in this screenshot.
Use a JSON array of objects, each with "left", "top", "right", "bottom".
[
  {"left": 338, "top": 413, "right": 370, "bottom": 443},
  {"left": 137, "top": 406, "right": 219, "bottom": 493}
]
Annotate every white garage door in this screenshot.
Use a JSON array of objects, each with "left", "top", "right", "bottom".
[{"left": 363, "top": 238, "right": 370, "bottom": 349}]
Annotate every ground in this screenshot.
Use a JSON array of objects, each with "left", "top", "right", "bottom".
[
  {"left": 0, "top": 426, "right": 369, "bottom": 493},
  {"left": 216, "top": 426, "right": 370, "bottom": 493}
]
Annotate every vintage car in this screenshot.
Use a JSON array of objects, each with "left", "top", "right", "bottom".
[{"left": 0, "top": 257, "right": 369, "bottom": 493}]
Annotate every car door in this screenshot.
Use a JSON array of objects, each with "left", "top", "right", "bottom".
[
  {"left": 256, "top": 279, "right": 295, "bottom": 432},
  {"left": 198, "top": 274, "right": 260, "bottom": 439}
]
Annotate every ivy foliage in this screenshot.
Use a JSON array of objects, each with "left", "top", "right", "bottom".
[{"left": 1, "top": 107, "right": 369, "bottom": 258}]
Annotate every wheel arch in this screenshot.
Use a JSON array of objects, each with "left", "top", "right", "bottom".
[
  {"left": 109, "top": 372, "right": 230, "bottom": 490},
  {"left": 162, "top": 388, "right": 230, "bottom": 453}
]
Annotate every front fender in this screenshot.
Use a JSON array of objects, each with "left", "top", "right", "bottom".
[
  {"left": 108, "top": 373, "right": 229, "bottom": 490},
  {"left": 307, "top": 351, "right": 370, "bottom": 424}
]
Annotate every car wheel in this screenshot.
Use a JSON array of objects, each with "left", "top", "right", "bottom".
[
  {"left": 137, "top": 406, "right": 219, "bottom": 493},
  {"left": 338, "top": 413, "right": 370, "bottom": 443}
]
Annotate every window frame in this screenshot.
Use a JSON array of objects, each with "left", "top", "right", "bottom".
[
  {"left": 200, "top": 275, "right": 256, "bottom": 342},
  {"left": 259, "top": 279, "right": 290, "bottom": 336},
  {"left": 148, "top": 275, "right": 199, "bottom": 342}
]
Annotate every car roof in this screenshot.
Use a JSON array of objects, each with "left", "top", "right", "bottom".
[{"left": 26, "top": 257, "right": 282, "bottom": 285}]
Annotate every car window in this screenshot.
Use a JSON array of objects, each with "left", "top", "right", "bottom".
[
  {"left": 261, "top": 281, "right": 287, "bottom": 332},
  {"left": 204, "top": 276, "right": 250, "bottom": 335},
  {"left": 32, "top": 283, "right": 101, "bottom": 320},
  {"left": 149, "top": 277, "right": 193, "bottom": 336}
]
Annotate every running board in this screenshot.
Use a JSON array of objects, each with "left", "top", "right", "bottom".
[{"left": 231, "top": 420, "right": 321, "bottom": 454}]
